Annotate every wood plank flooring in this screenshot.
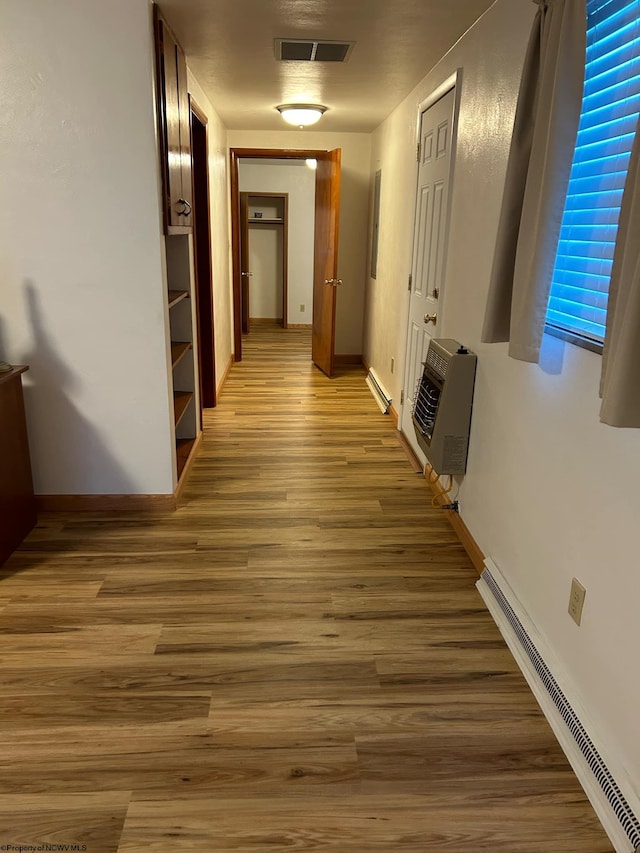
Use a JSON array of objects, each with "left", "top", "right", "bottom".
[{"left": 1, "top": 324, "right": 612, "bottom": 851}]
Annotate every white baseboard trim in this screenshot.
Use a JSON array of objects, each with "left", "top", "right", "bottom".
[
  {"left": 365, "top": 368, "right": 392, "bottom": 414},
  {"left": 477, "top": 559, "right": 640, "bottom": 853}
]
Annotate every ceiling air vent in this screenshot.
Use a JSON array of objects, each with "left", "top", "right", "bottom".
[{"left": 275, "top": 39, "right": 354, "bottom": 62}]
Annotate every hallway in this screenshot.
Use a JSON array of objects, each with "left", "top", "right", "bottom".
[{"left": 0, "top": 324, "right": 611, "bottom": 851}]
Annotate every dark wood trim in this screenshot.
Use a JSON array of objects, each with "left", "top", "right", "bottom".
[
  {"left": 334, "top": 354, "right": 363, "bottom": 365},
  {"left": 36, "top": 494, "right": 177, "bottom": 512},
  {"left": 245, "top": 192, "right": 289, "bottom": 329},
  {"left": 1, "top": 366, "right": 36, "bottom": 566},
  {"left": 230, "top": 150, "right": 243, "bottom": 360},
  {"left": 396, "top": 427, "right": 421, "bottom": 471},
  {"left": 175, "top": 430, "right": 204, "bottom": 505},
  {"left": 190, "top": 97, "right": 217, "bottom": 408},
  {"left": 425, "top": 464, "right": 485, "bottom": 575},
  {"left": 190, "top": 98, "right": 208, "bottom": 127},
  {"left": 217, "top": 354, "right": 234, "bottom": 395},
  {"left": 230, "top": 148, "right": 331, "bottom": 363},
  {"left": 231, "top": 148, "right": 333, "bottom": 160}
]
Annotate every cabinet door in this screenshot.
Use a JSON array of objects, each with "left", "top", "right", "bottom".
[
  {"left": 176, "top": 42, "right": 193, "bottom": 229},
  {"left": 155, "top": 11, "right": 192, "bottom": 233}
]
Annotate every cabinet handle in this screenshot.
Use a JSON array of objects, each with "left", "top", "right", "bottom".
[{"left": 176, "top": 198, "right": 192, "bottom": 216}]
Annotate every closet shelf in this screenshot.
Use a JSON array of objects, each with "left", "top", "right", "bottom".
[
  {"left": 176, "top": 437, "right": 196, "bottom": 481},
  {"left": 249, "top": 218, "right": 283, "bottom": 225},
  {"left": 171, "top": 341, "right": 192, "bottom": 369},
  {"left": 168, "top": 289, "right": 189, "bottom": 308},
  {"left": 173, "top": 390, "right": 193, "bottom": 427}
]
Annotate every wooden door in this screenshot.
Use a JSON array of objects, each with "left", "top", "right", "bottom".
[
  {"left": 157, "top": 20, "right": 182, "bottom": 230},
  {"left": 312, "top": 149, "right": 341, "bottom": 377},
  {"left": 401, "top": 88, "right": 456, "bottom": 464},
  {"left": 240, "top": 192, "right": 251, "bottom": 334},
  {"left": 154, "top": 9, "right": 193, "bottom": 234},
  {"left": 176, "top": 42, "right": 193, "bottom": 229}
]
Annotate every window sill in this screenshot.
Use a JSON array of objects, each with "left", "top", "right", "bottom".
[{"left": 545, "top": 324, "right": 603, "bottom": 355}]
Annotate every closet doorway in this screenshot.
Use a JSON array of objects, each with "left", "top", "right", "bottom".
[
  {"left": 230, "top": 148, "right": 342, "bottom": 375},
  {"left": 240, "top": 191, "right": 289, "bottom": 334}
]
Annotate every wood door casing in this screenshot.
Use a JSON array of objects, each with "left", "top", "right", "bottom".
[
  {"left": 229, "top": 148, "right": 339, "bottom": 363},
  {"left": 240, "top": 192, "right": 250, "bottom": 334},
  {"left": 190, "top": 100, "right": 216, "bottom": 409},
  {"left": 241, "top": 192, "right": 289, "bottom": 330},
  {"left": 312, "top": 149, "right": 341, "bottom": 377}
]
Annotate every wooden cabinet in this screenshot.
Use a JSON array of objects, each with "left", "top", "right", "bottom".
[
  {"left": 153, "top": 5, "right": 201, "bottom": 489},
  {"left": 0, "top": 366, "right": 36, "bottom": 566},
  {"left": 165, "top": 236, "right": 200, "bottom": 484},
  {"left": 154, "top": 7, "right": 193, "bottom": 234}
]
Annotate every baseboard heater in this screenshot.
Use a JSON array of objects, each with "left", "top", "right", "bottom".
[
  {"left": 365, "top": 368, "right": 392, "bottom": 414},
  {"left": 477, "top": 560, "right": 640, "bottom": 853}
]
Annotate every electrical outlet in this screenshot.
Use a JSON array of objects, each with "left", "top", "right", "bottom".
[
  {"left": 568, "top": 578, "right": 586, "bottom": 626},
  {"left": 390, "top": 357, "right": 395, "bottom": 373},
  {"left": 299, "top": 304, "right": 305, "bottom": 312}
]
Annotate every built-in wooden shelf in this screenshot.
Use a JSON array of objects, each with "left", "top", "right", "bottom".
[
  {"left": 168, "top": 289, "right": 189, "bottom": 308},
  {"left": 176, "top": 437, "right": 196, "bottom": 481},
  {"left": 171, "top": 341, "right": 192, "bottom": 369},
  {"left": 250, "top": 218, "right": 283, "bottom": 224},
  {"left": 173, "top": 390, "right": 193, "bottom": 427}
]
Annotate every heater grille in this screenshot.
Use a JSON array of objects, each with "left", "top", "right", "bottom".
[
  {"left": 480, "top": 567, "right": 640, "bottom": 852},
  {"left": 275, "top": 39, "right": 354, "bottom": 62}
]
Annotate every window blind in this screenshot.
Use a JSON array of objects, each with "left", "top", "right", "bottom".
[{"left": 547, "top": 0, "right": 640, "bottom": 343}]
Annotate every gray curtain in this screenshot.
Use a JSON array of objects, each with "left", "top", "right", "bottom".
[
  {"left": 600, "top": 121, "right": 640, "bottom": 427},
  {"left": 481, "top": 0, "right": 586, "bottom": 362}
]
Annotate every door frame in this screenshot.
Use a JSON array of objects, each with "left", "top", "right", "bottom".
[
  {"left": 230, "top": 147, "right": 331, "bottom": 362},
  {"left": 240, "top": 191, "right": 289, "bottom": 330},
  {"left": 400, "top": 70, "right": 463, "bottom": 443},
  {"left": 190, "top": 97, "right": 217, "bottom": 408}
]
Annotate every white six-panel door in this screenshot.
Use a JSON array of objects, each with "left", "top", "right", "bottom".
[{"left": 400, "top": 86, "right": 456, "bottom": 465}]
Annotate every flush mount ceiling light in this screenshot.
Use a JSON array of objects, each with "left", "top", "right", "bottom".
[{"left": 276, "top": 104, "right": 327, "bottom": 127}]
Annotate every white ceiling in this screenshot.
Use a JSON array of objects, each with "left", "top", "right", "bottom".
[{"left": 158, "top": 0, "right": 498, "bottom": 133}]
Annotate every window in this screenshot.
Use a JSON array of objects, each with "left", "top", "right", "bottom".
[{"left": 546, "top": 0, "right": 640, "bottom": 349}]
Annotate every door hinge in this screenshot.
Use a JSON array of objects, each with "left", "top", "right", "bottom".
[
  {"left": 408, "top": 273, "right": 412, "bottom": 291},
  {"left": 400, "top": 390, "right": 405, "bottom": 405},
  {"left": 416, "top": 142, "right": 421, "bottom": 162}
]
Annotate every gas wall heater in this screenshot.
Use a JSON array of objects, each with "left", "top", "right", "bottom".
[{"left": 412, "top": 338, "right": 477, "bottom": 476}]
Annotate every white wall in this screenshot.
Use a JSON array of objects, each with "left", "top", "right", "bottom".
[
  {"left": 239, "top": 161, "right": 315, "bottom": 325},
  {"left": 366, "top": 0, "right": 640, "bottom": 802},
  {"left": 0, "top": 0, "right": 174, "bottom": 494},
  {"left": 228, "top": 130, "right": 371, "bottom": 355},
  {"left": 248, "top": 226, "right": 283, "bottom": 319},
  {"left": 186, "top": 72, "right": 234, "bottom": 388}
]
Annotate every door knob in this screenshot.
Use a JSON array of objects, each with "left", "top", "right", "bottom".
[
  {"left": 424, "top": 313, "right": 438, "bottom": 324},
  {"left": 324, "top": 278, "right": 343, "bottom": 286},
  {"left": 241, "top": 272, "right": 253, "bottom": 277}
]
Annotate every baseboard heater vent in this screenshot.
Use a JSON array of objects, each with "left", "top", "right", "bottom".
[
  {"left": 365, "top": 369, "right": 392, "bottom": 414},
  {"left": 478, "top": 563, "right": 640, "bottom": 853}
]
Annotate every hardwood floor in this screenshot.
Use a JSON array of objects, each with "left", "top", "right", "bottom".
[{"left": 1, "top": 324, "right": 612, "bottom": 852}]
